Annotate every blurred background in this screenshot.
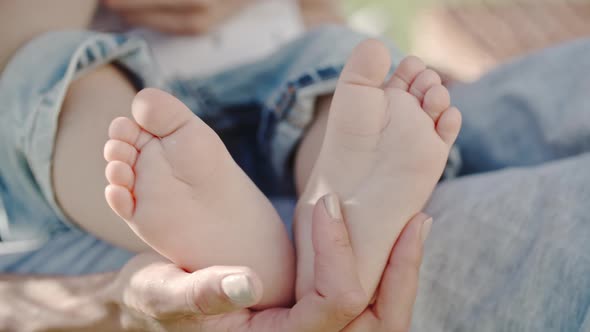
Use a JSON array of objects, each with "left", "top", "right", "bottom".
[
  {"left": 93, "top": 0, "right": 590, "bottom": 82},
  {"left": 342, "top": 0, "right": 590, "bottom": 81}
]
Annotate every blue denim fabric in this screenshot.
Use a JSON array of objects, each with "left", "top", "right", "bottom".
[
  {"left": 0, "top": 26, "right": 407, "bottom": 273},
  {"left": 412, "top": 39, "right": 590, "bottom": 332},
  {"left": 0, "top": 31, "right": 159, "bottom": 273}
]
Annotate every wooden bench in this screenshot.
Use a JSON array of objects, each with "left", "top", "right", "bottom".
[{"left": 410, "top": 0, "right": 590, "bottom": 81}]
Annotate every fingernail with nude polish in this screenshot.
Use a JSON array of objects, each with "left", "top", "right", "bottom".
[
  {"left": 420, "top": 218, "right": 433, "bottom": 244},
  {"left": 323, "top": 193, "right": 343, "bottom": 221},
  {"left": 221, "top": 274, "right": 256, "bottom": 306}
]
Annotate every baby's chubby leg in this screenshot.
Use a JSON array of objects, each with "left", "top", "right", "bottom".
[
  {"left": 4, "top": 0, "right": 295, "bottom": 309},
  {"left": 0, "top": 0, "right": 155, "bottom": 252}
]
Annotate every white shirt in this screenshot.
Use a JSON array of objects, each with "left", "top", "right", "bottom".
[{"left": 92, "top": 0, "right": 305, "bottom": 80}]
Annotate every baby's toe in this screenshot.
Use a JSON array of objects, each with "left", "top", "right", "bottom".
[
  {"left": 339, "top": 39, "right": 392, "bottom": 88},
  {"left": 436, "top": 107, "right": 462, "bottom": 146},
  {"left": 385, "top": 56, "right": 426, "bottom": 91},
  {"left": 109, "top": 117, "right": 140, "bottom": 144},
  {"left": 105, "top": 185, "right": 135, "bottom": 221},
  {"left": 104, "top": 139, "right": 138, "bottom": 166},
  {"left": 106, "top": 160, "right": 135, "bottom": 189},
  {"left": 109, "top": 117, "right": 154, "bottom": 150},
  {"left": 409, "top": 69, "right": 441, "bottom": 103},
  {"left": 330, "top": 39, "right": 392, "bottom": 138},
  {"left": 423, "top": 85, "right": 451, "bottom": 121}
]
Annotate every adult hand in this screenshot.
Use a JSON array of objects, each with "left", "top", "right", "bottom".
[
  {"left": 107, "top": 194, "right": 429, "bottom": 331},
  {"left": 109, "top": 253, "right": 264, "bottom": 330},
  {"left": 291, "top": 194, "right": 431, "bottom": 332},
  {"left": 103, "top": 0, "right": 254, "bottom": 34},
  {"left": 106, "top": 192, "right": 367, "bottom": 331},
  {"left": 343, "top": 210, "right": 431, "bottom": 331}
]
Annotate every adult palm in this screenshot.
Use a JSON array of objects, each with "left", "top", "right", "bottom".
[{"left": 113, "top": 196, "right": 429, "bottom": 332}]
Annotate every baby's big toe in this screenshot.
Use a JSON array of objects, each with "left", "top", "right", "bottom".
[
  {"left": 339, "top": 39, "right": 392, "bottom": 88},
  {"left": 132, "top": 88, "right": 195, "bottom": 138},
  {"left": 330, "top": 40, "right": 393, "bottom": 139}
]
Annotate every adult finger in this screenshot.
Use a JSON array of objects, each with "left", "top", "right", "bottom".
[
  {"left": 200, "top": 195, "right": 367, "bottom": 332},
  {"left": 286, "top": 194, "right": 368, "bottom": 332},
  {"left": 122, "top": 254, "right": 263, "bottom": 319},
  {"left": 312, "top": 194, "right": 364, "bottom": 299},
  {"left": 374, "top": 213, "right": 431, "bottom": 331}
]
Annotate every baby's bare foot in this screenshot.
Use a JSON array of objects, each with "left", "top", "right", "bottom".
[
  {"left": 104, "top": 88, "right": 294, "bottom": 308},
  {"left": 295, "top": 40, "right": 461, "bottom": 298}
]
